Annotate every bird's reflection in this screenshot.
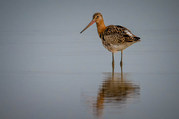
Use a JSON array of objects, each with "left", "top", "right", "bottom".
[{"left": 94, "top": 65, "right": 140, "bottom": 118}]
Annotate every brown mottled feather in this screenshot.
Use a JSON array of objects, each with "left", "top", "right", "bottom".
[{"left": 100, "top": 25, "right": 140, "bottom": 52}]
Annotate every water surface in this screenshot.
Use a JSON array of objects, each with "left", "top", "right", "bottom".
[{"left": 0, "top": 29, "right": 179, "bottom": 119}]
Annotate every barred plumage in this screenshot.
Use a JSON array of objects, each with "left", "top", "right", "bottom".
[{"left": 100, "top": 25, "right": 140, "bottom": 52}]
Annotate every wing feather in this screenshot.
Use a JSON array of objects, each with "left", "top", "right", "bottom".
[{"left": 102, "top": 25, "right": 140, "bottom": 45}]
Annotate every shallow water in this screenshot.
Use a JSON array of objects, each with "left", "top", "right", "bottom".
[{"left": 0, "top": 29, "right": 179, "bottom": 119}]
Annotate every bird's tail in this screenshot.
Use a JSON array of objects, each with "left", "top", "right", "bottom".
[{"left": 134, "top": 37, "right": 141, "bottom": 42}]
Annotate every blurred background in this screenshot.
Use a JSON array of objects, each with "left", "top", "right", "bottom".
[{"left": 0, "top": 0, "right": 179, "bottom": 119}]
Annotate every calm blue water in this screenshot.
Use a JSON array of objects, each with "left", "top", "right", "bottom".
[{"left": 0, "top": 29, "right": 179, "bottom": 119}]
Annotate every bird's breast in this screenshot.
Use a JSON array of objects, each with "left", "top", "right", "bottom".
[{"left": 101, "top": 39, "right": 133, "bottom": 53}]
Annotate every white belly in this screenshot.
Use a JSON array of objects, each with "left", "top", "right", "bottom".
[{"left": 102, "top": 42, "right": 133, "bottom": 53}]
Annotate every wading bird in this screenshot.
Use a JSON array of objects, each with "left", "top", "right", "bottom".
[{"left": 80, "top": 13, "right": 140, "bottom": 68}]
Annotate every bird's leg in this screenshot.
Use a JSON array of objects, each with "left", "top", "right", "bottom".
[
  {"left": 120, "top": 50, "right": 123, "bottom": 80},
  {"left": 120, "top": 60, "right": 123, "bottom": 80},
  {"left": 112, "top": 53, "right": 114, "bottom": 71},
  {"left": 120, "top": 50, "right": 123, "bottom": 67}
]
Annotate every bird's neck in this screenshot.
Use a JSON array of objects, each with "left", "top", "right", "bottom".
[{"left": 96, "top": 20, "right": 106, "bottom": 35}]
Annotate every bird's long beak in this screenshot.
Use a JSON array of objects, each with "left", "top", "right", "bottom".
[{"left": 80, "top": 20, "right": 95, "bottom": 34}]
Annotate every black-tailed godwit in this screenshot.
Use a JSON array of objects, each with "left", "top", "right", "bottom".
[{"left": 80, "top": 13, "right": 140, "bottom": 68}]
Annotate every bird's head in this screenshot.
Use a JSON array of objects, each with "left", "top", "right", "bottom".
[
  {"left": 80, "top": 12, "right": 103, "bottom": 34},
  {"left": 93, "top": 12, "right": 103, "bottom": 23}
]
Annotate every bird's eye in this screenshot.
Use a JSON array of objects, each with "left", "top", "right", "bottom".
[{"left": 96, "top": 16, "right": 99, "bottom": 18}]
